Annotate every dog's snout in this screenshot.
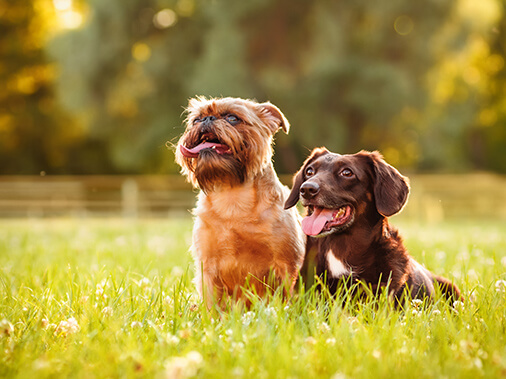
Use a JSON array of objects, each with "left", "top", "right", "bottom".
[
  {"left": 300, "top": 182, "right": 320, "bottom": 199},
  {"left": 202, "top": 116, "right": 216, "bottom": 125}
]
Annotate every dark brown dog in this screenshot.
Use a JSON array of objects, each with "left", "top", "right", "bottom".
[{"left": 284, "top": 148, "right": 463, "bottom": 302}]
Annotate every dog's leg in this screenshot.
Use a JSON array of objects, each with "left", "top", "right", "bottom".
[{"left": 433, "top": 275, "right": 463, "bottom": 302}]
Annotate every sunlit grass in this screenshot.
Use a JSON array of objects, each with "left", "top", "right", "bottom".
[{"left": 0, "top": 218, "right": 505, "bottom": 378}]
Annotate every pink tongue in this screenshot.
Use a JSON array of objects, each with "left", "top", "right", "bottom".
[
  {"left": 179, "top": 142, "right": 230, "bottom": 158},
  {"left": 301, "top": 208, "right": 335, "bottom": 236}
]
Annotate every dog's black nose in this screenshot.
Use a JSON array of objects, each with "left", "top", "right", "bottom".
[
  {"left": 201, "top": 116, "right": 216, "bottom": 125},
  {"left": 300, "top": 182, "right": 319, "bottom": 199}
]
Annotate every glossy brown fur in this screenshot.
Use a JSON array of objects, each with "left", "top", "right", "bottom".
[
  {"left": 175, "top": 97, "right": 305, "bottom": 308},
  {"left": 285, "top": 148, "right": 463, "bottom": 303}
]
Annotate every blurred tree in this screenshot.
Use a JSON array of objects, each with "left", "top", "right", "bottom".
[
  {"left": 473, "top": 1, "right": 506, "bottom": 172},
  {"left": 0, "top": 0, "right": 77, "bottom": 174},
  {"left": 4, "top": 0, "right": 503, "bottom": 175},
  {"left": 419, "top": 0, "right": 503, "bottom": 172}
]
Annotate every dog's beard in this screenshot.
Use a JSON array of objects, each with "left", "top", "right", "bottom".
[
  {"left": 193, "top": 150, "right": 245, "bottom": 193},
  {"left": 177, "top": 125, "right": 272, "bottom": 192}
]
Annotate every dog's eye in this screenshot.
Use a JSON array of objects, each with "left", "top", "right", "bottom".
[
  {"left": 192, "top": 118, "right": 201, "bottom": 125},
  {"left": 340, "top": 168, "right": 354, "bottom": 178},
  {"left": 225, "top": 114, "right": 241, "bottom": 125},
  {"left": 305, "top": 167, "right": 315, "bottom": 177}
]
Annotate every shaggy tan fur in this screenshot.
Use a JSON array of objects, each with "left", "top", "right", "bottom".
[{"left": 175, "top": 97, "right": 305, "bottom": 308}]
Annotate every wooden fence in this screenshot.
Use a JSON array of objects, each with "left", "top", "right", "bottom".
[{"left": 0, "top": 173, "right": 505, "bottom": 220}]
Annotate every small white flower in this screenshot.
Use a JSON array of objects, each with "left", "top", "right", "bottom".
[
  {"left": 264, "top": 306, "right": 277, "bottom": 318},
  {"left": 495, "top": 280, "right": 506, "bottom": 293},
  {"left": 166, "top": 334, "right": 180, "bottom": 345},
  {"left": 40, "top": 318, "right": 49, "bottom": 328},
  {"left": 186, "top": 351, "right": 203, "bottom": 366},
  {"left": 242, "top": 311, "right": 256, "bottom": 326},
  {"left": 101, "top": 306, "right": 113, "bottom": 317},
  {"left": 0, "top": 319, "right": 14, "bottom": 337},
  {"left": 453, "top": 301, "right": 464, "bottom": 310},
  {"left": 326, "top": 338, "right": 336, "bottom": 346},
  {"left": 164, "top": 351, "right": 203, "bottom": 378},
  {"left": 138, "top": 277, "right": 151, "bottom": 288},
  {"left": 305, "top": 336, "right": 317, "bottom": 345},
  {"left": 230, "top": 342, "right": 245, "bottom": 352},
  {"left": 55, "top": 317, "right": 80, "bottom": 336},
  {"left": 131, "top": 321, "right": 143, "bottom": 329},
  {"left": 501, "top": 256, "right": 506, "bottom": 268},
  {"left": 318, "top": 322, "right": 331, "bottom": 333}
]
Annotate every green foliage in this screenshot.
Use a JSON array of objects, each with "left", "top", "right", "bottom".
[
  {"left": 0, "top": 0, "right": 76, "bottom": 174},
  {"left": 1, "top": 219, "right": 506, "bottom": 377},
  {"left": 1, "top": 0, "right": 506, "bottom": 174}
]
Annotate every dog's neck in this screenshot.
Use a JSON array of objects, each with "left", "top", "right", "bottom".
[{"left": 194, "top": 162, "right": 285, "bottom": 221}]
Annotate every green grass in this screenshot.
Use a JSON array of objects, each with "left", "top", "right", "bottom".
[{"left": 1, "top": 218, "right": 506, "bottom": 378}]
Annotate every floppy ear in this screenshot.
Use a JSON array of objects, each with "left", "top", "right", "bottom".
[
  {"left": 284, "top": 168, "right": 305, "bottom": 209},
  {"left": 369, "top": 151, "right": 410, "bottom": 217},
  {"left": 258, "top": 102, "right": 290, "bottom": 134}
]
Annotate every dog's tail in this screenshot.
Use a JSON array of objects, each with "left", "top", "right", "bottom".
[{"left": 433, "top": 275, "right": 463, "bottom": 302}]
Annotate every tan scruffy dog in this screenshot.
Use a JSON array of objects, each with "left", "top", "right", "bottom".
[{"left": 175, "top": 96, "right": 305, "bottom": 308}]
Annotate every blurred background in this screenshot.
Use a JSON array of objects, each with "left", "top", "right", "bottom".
[{"left": 0, "top": 0, "right": 505, "bottom": 219}]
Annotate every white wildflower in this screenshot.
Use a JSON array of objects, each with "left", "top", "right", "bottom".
[
  {"left": 501, "top": 256, "right": 506, "bottom": 268},
  {"left": 131, "top": 321, "right": 143, "bottom": 329},
  {"left": 138, "top": 277, "right": 151, "bottom": 289},
  {"left": 453, "top": 300, "right": 464, "bottom": 311},
  {"left": 166, "top": 333, "right": 180, "bottom": 345},
  {"left": 0, "top": 319, "right": 14, "bottom": 337},
  {"left": 305, "top": 336, "right": 317, "bottom": 345},
  {"left": 230, "top": 342, "right": 245, "bottom": 353},
  {"left": 326, "top": 338, "right": 336, "bottom": 346},
  {"left": 101, "top": 306, "right": 113, "bottom": 317},
  {"left": 242, "top": 311, "right": 255, "bottom": 326},
  {"left": 318, "top": 322, "right": 331, "bottom": 333},
  {"left": 495, "top": 279, "right": 506, "bottom": 293},
  {"left": 163, "top": 351, "right": 203, "bottom": 379},
  {"left": 263, "top": 306, "right": 277, "bottom": 318},
  {"left": 55, "top": 317, "right": 80, "bottom": 336},
  {"left": 372, "top": 349, "right": 381, "bottom": 359}
]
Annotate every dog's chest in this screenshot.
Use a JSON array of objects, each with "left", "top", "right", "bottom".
[
  {"left": 324, "top": 248, "right": 351, "bottom": 279},
  {"left": 192, "top": 186, "right": 284, "bottom": 256}
]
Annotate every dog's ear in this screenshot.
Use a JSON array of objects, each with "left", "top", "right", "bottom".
[
  {"left": 284, "top": 168, "right": 305, "bottom": 209},
  {"left": 284, "top": 148, "right": 329, "bottom": 209},
  {"left": 368, "top": 151, "right": 410, "bottom": 217},
  {"left": 258, "top": 102, "right": 290, "bottom": 134}
]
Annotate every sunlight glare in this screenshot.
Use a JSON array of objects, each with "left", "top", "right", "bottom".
[{"left": 53, "top": 0, "right": 72, "bottom": 11}]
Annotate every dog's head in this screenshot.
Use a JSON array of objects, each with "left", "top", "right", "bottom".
[
  {"left": 284, "top": 148, "right": 410, "bottom": 237},
  {"left": 175, "top": 96, "right": 289, "bottom": 192}
]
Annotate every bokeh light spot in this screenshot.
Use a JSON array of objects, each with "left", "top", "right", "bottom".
[
  {"left": 394, "top": 15, "right": 414, "bottom": 36},
  {"left": 132, "top": 43, "right": 152, "bottom": 62},
  {"left": 153, "top": 9, "right": 177, "bottom": 29}
]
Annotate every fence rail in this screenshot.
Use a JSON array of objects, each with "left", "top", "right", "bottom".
[{"left": 0, "top": 173, "right": 505, "bottom": 220}]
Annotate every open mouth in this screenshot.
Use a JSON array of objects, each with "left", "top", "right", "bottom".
[
  {"left": 179, "top": 132, "right": 232, "bottom": 158},
  {"left": 301, "top": 205, "right": 354, "bottom": 237}
]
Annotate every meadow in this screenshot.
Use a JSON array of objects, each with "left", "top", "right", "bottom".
[{"left": 0, "top": 217, "right": 505, "bottom": 378}]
